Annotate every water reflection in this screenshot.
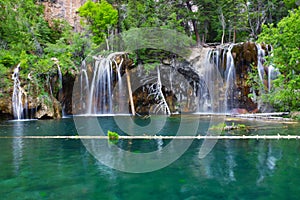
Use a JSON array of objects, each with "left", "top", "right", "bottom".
[
  {"left": 156, "top": 138, "right": 163, "bottom": 151},
  {"left": 198, "top": 140, "right": 237, "bottom": 183},
  {"left": 1, "top": 119, "right": 300, "bottom": 200},
  {"left": 225, "top": 140, "right": 237, "bottom": 182},
  {"left": 12, "top": 121, "right": 24, "bottom": 175},
  {"left": 197, "top": 140, "right": 283, "bottom": 185},
  {"left": 256, "top": 141, "right": 282, "bottom": 184}
]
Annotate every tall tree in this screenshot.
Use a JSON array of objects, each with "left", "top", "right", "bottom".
[
  {"left": 244, "top": 0, "right": 289, "bottom": 40},
  {"left": 78, "top": 0, "right": 118, "bottom": 45}
]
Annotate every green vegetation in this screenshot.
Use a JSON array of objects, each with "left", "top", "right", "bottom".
[
  {"left": 257, "top": 7, "right": 300, "bottom": 111},
  {"left": 209, "top": 123, "right": 227, "bottom": 130},
  {"left": 0, "top": 0, "right": 299, "bottom": 113},
  {"left": 0, "top": 0, "right": 91, "bottom": 99},
  {"left": 209, "top": 122, "right": 247, "bottom": 131},
  {"left": 116, "top": 0, "right": 292, "bottom": 44},
  {"left": 78, "top": 0, "right": 118, "bottom": 45},
  {"left": 107, "top": 130, "right": 119, "bottom": 144},
  {"left": 237, "top": 124, "right": 247, "bottom": 129}
]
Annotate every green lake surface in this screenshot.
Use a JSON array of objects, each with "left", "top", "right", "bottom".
[{"left": 0, "top": 116, "right": 300, "bottom": 200}]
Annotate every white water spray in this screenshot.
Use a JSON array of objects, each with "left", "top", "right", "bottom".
[
  {"left": 12, "top": 64, "right": 24, "bottom": 120},
  {"left": 224, "top": 44, "right": 236, "bottom": 112}
]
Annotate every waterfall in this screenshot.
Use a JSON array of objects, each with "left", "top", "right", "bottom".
[
  {"left": 12, "top": 64, "right": 25, "bottom": 120},
  {"left": 114, "top": 58, "right": 124, "bottom": 102},
  {"left": 256, "top": 44, "right": 277, "bottom": 112},
  {"left": 256, "top": 44, "right": 266, "bottom": 85},
  {"left": 77, "top": 53, "right": 137, "bottom": 115},
  {"left": 57, "top": 64, "right": 65, "bottom": 117},
  {"left": 224, "top": 44, "right": 236, "bottom": 112},
  {"left": 268, "top": 65, "right": 279, "bottom": 92},
  {"left": 76, "top": 43, "right": 274, "bottom": 115},
  {"left": 80, "top": 63, "right": 89, "bottom": 111},
  {"left": 200, "top": 50, "right": 213, "bottom": 113},
  {"left": 87, "top": 58, "right": 100, "bottom": 114},
  {"left": 190, "top": 47, "right": 225, "bottom": 114},
  {"left": 81, "top": 56, "right": 115, "bottom": 115}
]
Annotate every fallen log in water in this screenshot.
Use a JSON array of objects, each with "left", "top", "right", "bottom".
[
  {"left": 1, "top": 135, "right": 299, "bottom": 140},
  {"left": 231, "top": 112, "right": 291, "bottom": 121}
]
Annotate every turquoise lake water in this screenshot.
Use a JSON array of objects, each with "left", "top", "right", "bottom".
[{"left": 0, "top": 116, "right": 300, "bottom": 199}]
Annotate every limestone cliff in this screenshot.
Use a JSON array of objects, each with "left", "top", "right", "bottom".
[{"left": 41, "top": 0, "right": 86, "bottom": 31}]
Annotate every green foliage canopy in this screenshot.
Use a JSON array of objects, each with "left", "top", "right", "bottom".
[
  {"left": 258, "top": 7, "right": 300, "bottom": 111},
  {"left": 0, "top": 0, "right": 91, "bottom": 97},
  {"left": 78, "top": 0, "right": 118, "bottom": 44}
]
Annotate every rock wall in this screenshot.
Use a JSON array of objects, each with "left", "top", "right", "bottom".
[
  {"left": 225, "top": 42, "right": 259, "bottom": 112},
  {"left": 42, "top": 0, "right": 87, "bottom": 31}
]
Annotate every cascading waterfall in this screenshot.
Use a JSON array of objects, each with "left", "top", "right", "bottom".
[
  {"left": 182, "top": 47, "right": 225, "bottom": 114},
  {"left": 256, "top": 44, "right": 266, "bottom": 85},
  {"left": 255, "top": 44, "right": 278, "bottom": 112},
  {"left": 199, "top": 50, "right": 214, "bottom": 113},
  {"left": 80, "top": 56, "right": 116, "bottom": 115},
  {"left": 115, "top": 58, "right": 123, "bottom": 101},
  {"left": 77, "top": 53, "right": 136, "bottom": 115},
  {"left": 56, "top": 64, "right": 65, "bottom": 117},
  {"left": 12, "top": 64, "right": 25, "bottom": 120},
  {"left": 224, "top": 44, "right": 236, "bottom": 112},
  {"left": 75, "top": 42, "right": 274, "bottom": 115},
  {"left": 203, "top": 45, "right": 236, "bottom": 113},
  {"left": 204, "top": 42, "right": 278, "bottom": 113},
  {"left": 80, "top": 61, "right": 90, "bottom": 111},
  {"left": 268, "top": 65, "right": 279, "bottom": 92}
]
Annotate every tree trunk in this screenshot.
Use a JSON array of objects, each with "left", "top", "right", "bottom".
[
  {"left": 186, "top": 1, "right": 201, "bottom": 46},
  {"left": 125, "top": 68, "right": 135, "bottom": 115},
  {"left": 219, "top": 9, "right": 226, "bottom": 44},
  {"left": 193, "top": 20, "right": 201, "bottom": 46},
  {"left": 233, "top": 27, "right": 236, "bottom": 43},
  {"left": 116, "top": 0, "right": 122, "bottom": 34},
  {"left": 218, "top": 7, "right": 226, "bottom": 44}
]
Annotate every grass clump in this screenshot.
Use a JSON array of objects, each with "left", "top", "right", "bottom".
[{"left": 107, "top": 130, "right": 119, "bottom": 144}]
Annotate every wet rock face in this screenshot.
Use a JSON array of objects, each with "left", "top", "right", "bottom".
[
  {"left": 131, "top": 63, "right": 202, "bottom": 115},
  {"left": 231, "top": 42, "right": 258, "bottom": 112},
  {"left": 60, "top": 73, "right": 76, "bottom": 115},
  {"left": 210, "top": 42, "right": 271, "bottom": 113}
]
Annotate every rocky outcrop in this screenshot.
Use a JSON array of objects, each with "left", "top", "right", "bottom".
[
  {"left": 35, "top": 96, "right": 62, "bottom": 119},
  {"left": 229, "top": 42, "right": 258, "bottom": 112},
  {"left": 42, "top": 0, "right": 86, "bottom": 31},
  {"left": 0, "top": 96, "right": 12, "bottom": 116},
  {"left": 208, "top": 42, "right": 271, "bottom": 113}
]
